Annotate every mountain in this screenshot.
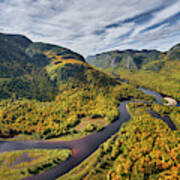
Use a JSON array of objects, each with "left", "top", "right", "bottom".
[
  {"left": 166, "top": 43, "right": 180, "bottom": 61},
  {"left": 87, "top": 49, "right": 161, "bottom": 70},
  {"left": 87, "top": 44, "right": 180, "bottom": 71},
  {"left": 0, "top": 33, "right": 129, "bottom": 139},
  {"left": 0, "top": 33, "right": 33, "bottom": 77},
  {"left": 0, "top": 33, "right": 85, "bottom": 78},
  {"left": 0, "top": 33, "right": 97, "bottom": 101},
  {"left": 86, "top": 44, "right": 180, "bottom": 100}
]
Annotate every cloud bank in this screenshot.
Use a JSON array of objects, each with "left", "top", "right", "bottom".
[{"left": 0, "top": 0, "right": 180, "bottom": 56}]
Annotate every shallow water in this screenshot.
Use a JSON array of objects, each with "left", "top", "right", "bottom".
[{"left": 139, "top": 87, "right": 163, "bottom": 104}]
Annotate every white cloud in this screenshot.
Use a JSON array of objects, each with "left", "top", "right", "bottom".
[
  {"left": 0, "top": 0, "right": 179, "bottom": 56},
  {"left": 130, "top": 1, "right": 180, "bottom": 38}
]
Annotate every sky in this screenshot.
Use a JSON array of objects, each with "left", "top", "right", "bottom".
[{"left": 0, "top": 0, "right": 180, "bottom": 56}]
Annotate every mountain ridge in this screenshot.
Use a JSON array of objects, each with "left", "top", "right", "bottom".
[
  {"left": 86, "top": 43, "right": 180, "bottom": 71},
  {"left": 86, "top": 43, "right": 180, "bottom": 100},
  {"left": 0, "top": 33, "right": 90, "bottom": 101}
]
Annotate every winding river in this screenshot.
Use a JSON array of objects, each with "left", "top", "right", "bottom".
[{"left": 0, "top": 88, "right": 177, "bottom": 180}]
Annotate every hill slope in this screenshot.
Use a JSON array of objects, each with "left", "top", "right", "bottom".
[
  {"left": 0, "top": 33, "right": 32, "bottom": 77},
  {"left": 87, "top": 49, "right": 161, "bottom": 70},
  {"left": 0, "top": 33, "right": 87, "bottom": 101},
  {"left": 86, "top": 44, "right": 180, "bottom": 100},
  {"left": 0, "top": 33, "right": 150, "bottom": 139}
]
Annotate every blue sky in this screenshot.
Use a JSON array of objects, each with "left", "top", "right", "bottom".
[{"left": 0, "top": 0, "right": 180, "bottom": 56}]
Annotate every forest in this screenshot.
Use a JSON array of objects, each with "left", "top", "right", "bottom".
[{"left": 59, "top": 102, "right": 180, "bottom": 180}]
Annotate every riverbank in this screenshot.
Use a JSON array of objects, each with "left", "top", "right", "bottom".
[
  {"left": 163, "top": 97, "right": 177, "bottom": 106},
  {"left": 0, "top": 88, "right": 179, "bottom": 180}
]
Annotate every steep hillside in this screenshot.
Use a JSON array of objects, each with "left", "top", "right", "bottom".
[
  {"left": 166, "top": 43, "right": 180, "bottom": 61},
  {"left": 87, "top": 49, "right": 161, "bottom": 70},
  {"left": 116, "top": 60, "right": 180, "bottom": 100},
  {"left": 0, "top": 33, "right": 86, "bottom": 101},
  {"left": 26, "top": 42, "right": 85, "bottom": 63},
  {"left": 0, "top": 33, "right": 32, "bottom": 77},
  {"left": 86, "top": 44, "right": 180, "bottom": 100}
]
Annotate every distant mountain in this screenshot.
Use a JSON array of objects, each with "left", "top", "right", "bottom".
[
  {"left": 166, "top": 43, "right": 180, "bottom": 61},
  {"left": 86, "top": 44, "right": 180, "bottom": 100},
  {"left": 87, "top": 44, "right": 180, "bottom": 72},
  {"left": 86, "top": 49, "right": 162, "bottom": 70}
]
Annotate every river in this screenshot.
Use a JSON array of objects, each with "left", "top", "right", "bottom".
[{"left": 0, "top": 88, "right": 177, "bottom": 180}]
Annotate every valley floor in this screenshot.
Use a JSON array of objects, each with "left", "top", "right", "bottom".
[{"left": 0, "top": 87, "right": 179, "bottom": 180}]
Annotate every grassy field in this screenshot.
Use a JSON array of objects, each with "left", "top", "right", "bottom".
[{"left": 0, "top": 149, "right": 71, "bottom": 180}]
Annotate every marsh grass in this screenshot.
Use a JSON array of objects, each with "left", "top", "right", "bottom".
[{"left": 0, "top": 149, "right": 71, "bottom": 180}]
